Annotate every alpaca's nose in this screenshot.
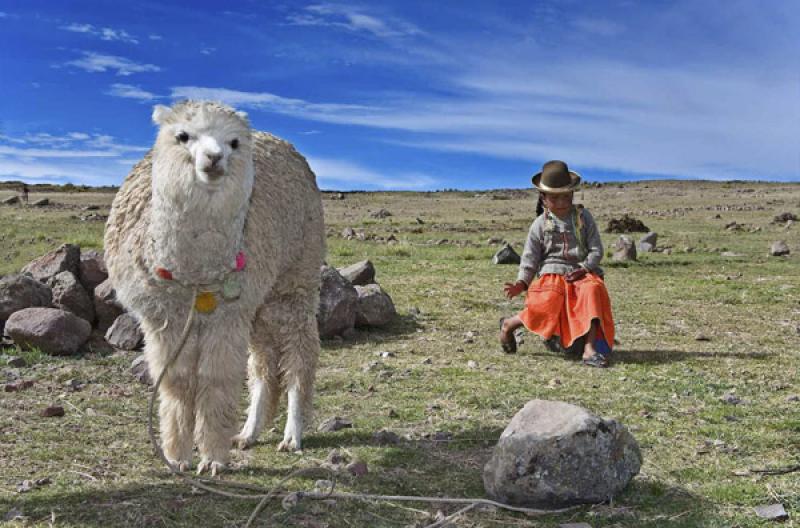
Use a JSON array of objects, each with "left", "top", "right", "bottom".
[{"left": 208, "top": 153, "right": 223, "bottom": 167}]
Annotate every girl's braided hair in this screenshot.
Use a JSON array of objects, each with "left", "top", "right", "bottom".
[{"left": 535, "top": 193, "right": 545, "bottom": 217}]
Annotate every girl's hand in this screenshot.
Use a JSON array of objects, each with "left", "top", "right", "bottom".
[
  {"left": 565, "top": 268, "right": 587, "bottom": 282},
  {"left": 503, "top": 281, "right": 527, "bottom": 299}
]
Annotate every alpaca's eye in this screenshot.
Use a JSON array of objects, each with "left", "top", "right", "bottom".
[
  {"left": 176, "top": 132, "right": 189, "bottom": 143},
  {"left": 230, "top": 139, "right": 239, "bottom": 150}
]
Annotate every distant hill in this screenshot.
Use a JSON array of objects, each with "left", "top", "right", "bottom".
[{"left": 0, "top": 181, "right": 119, "bottom": 193}]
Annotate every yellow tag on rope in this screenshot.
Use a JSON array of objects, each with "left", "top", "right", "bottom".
[{"left": 195, "top": 291, "right": 217, "bottom": 313}]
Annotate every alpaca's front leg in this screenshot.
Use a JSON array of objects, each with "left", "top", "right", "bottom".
[
  {"left": 147, "top": 338, "right": 196, "bottom": 471},
  {"left": 194, "top": 334, "right": 248, "bottom": 475}
]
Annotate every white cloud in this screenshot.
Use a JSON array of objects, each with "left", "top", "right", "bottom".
[
  {"left": 572, "top": 17, "right": 625, "bottom": 37},
  {"left": 149, "top": 34, "right": 163, "bottom": 40},
  {"left": 0, "top": 12, "right": 8, "bottom": 18},
  {"left": 65, "top": 52, "right": 160, "bottom": 76},
  {"left": 308, "top": 157, "right": 437, "bottom": 190},
  {"left": 0, "top": 131, "right": 148, "bottom": 185},
  {"left": 287, "top": 4, "right": 421, "bottom": 39},
  {"left": 201, "top": 47, "right": 216, "bottom": 55},
  {"left": 107, "top": 83, "right": 158, "bottom": 101},
  {"left": 60, "top": 22, "right": 139, "bottom": 44}
]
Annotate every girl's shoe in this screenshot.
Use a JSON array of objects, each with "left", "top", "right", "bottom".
[{"left": 499, "top": 317, "right": 517, "bottom": 354}]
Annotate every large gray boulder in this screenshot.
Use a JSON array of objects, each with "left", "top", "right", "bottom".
[
  {"left": 338, "top": 260, "right": 376, "bottom": 286},
  {"left": 93, "top": 279, "right": 124, "bottom": 332},
  {"left": 49, "top": 271, "right": 94, "bottom": 324},
  {"left": 612, "top": 236, "right": 637, "bottom": 261},
  {"left": 355, "top": 284, "right": 396, "bottom": 327},
  {"left": 79, "top": 250, "right": 108, "bottom": 292},
  {"left": 105, "top": 313, "right": 144, "bottom": 350},
  {"left": 0, "top": 274, "right": 53, "bottom": 321},
  {"left": 21, "top": 244, "right": 80, "bottom": 283},
  {"left": 483, "top": 400, "right": 641, "bottom": 507},
  {"left": 492, "top": 244, "right": 521, "bottom": 265},
  {"left": 5, "top": 307, "right": 92, "bottom": 356},
  {"left": 317, "top": 266, "right": 358, "bottom": 338}
]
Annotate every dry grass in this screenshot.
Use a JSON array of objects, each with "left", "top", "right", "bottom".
[{"left": 1, "top": 181, "right": 798, "bottom": 527}]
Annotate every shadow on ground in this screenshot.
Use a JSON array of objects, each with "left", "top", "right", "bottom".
[
  {"left": 0, "top": 426, "right": 732, "bottom": 528},
  {"left": 321, "top": 314, "right": 421, "bottom": 351}
]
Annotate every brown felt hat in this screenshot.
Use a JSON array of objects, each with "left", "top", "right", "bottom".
[{"left": 532, "top": 160, "right": 581, "bottom": 194}]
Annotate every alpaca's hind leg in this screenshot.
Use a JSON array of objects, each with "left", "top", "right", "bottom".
[
  {"left": 194, "top": 332, "right": 248, "bottom": 476},
  {"left": 277, "top": 309, "right": 320, "bottom": 452},
  {"left": 234, "top": 342, "right": 281, "bottom": 450}
]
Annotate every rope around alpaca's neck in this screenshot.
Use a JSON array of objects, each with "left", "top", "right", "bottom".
[{"left": 146, "top": 289, "right": 582, "bottom": 527}]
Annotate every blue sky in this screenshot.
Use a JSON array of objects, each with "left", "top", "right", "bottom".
[{"left": 0, "top": 1, "right": 798, "bottom": 190}]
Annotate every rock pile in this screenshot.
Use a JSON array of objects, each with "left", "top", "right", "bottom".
[
  {"left": 317, "top": 259, "right": 397, "bottom": 339},
  {"left": 0, "top": 244, "right": 140, "bottom": 355}
]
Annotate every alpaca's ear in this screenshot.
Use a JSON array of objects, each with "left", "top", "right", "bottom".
[
  {"left": 235, "top": 111, "right": 248, "bottom": 121},
  {"left": 152, "top": 105, "right": 172, "bottom": 125}
]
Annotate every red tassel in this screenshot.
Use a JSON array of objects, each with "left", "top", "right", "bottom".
[{"left": 155, "top": 267, "right": 173, "bottom": 280}]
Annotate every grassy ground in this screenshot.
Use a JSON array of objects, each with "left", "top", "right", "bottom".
[{"left": 1, "top": 182, "right": 798, "bottom": 527}]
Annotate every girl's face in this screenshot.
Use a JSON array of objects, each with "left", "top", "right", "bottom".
[{"left": 542, "top": 192, "right": 574, "bottom": 216}]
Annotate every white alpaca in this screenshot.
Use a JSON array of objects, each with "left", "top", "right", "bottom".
[{"left": 104, "top": 101, "right": 325, "bottom": 475}]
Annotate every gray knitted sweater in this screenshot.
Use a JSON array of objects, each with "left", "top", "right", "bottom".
[{"left": 516, "top": 206, "right": 604, "bottom": 286}]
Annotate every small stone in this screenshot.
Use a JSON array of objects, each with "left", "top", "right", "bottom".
[
  {"left": 548, "top": 378, "right": 562, "bottom": 388},
  {"left": 378, "top": 351, "right": 395, "bottom": 358},
  {"left": 559, "top": 524, "right": 593, "bottom": 528},
  {"left": 346, "top": 460, "right": 368, "bottom": 477},
  {"left": 369, "top": 208, "right": 392, "bottom": 219},
  {"left": 338, "top": 260, "right": 376, "bottom": 286},
  {"left": 313, "top": 480, "right": 334, "bottom": 494},
  {"left": 388, "top": 409, "right": 399, "bottom": 418},
  {"left": 317, "top": 416, "right": 353, "bottom": 433},
  {"left": 40, "top": 405, "right": 65, "bottom": 417},
  {"left": 695, "top": 333, "right": 711, "bottom": 341},
  {"left": 326, "top": 449, "right": 348, "bottom": 465},
  {"left": 720, "top": 392, "right": 741, "bottom": 405},
  {"left": 492, "top": 244, "right": 521, "bottom": 265},
  {"left": 421, "top": 357, "right": 432, "bottom": 365},
  {"left": 467, "top": 360, "right": 478, "bottom": 369},
  {"left": 372, "top": 429, "right": 400, "bottom": 445},
  {"left": 6, "top": 356, "right": 27, "bottom": 368},
  {"left": 786, "top": 394, "right": 799, "bottom": 402},
  {"left": 754, "top": 504, "right": 788, "bottom": 521},
  {"left": 770, "top": 241, "right": 790, "bottom": 256},
  {"left": 4, "top": 380, "right": 34, "bottom": 392},
  {"left": 4, "top": 508, "right": 24, "bottom": 522},
  {"left": 63, "top": 379, "right": 82, "bottom": 391}
]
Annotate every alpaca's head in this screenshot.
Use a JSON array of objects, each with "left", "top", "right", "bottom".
[{"left": 151, "top": 101, "right": 253, "bottom": 193}]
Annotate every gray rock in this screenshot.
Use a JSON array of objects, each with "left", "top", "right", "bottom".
[
  {"left": 639, "top": 232, "right": 657, "bottom": 247},
  {"left": 78, "top": 250, "right": 108, "bottom": 292},
  {"left": 483, "top": 400, "right": 641, "bottom": 507},
  {"left": 338, "top": 260, "right": 376, "bottom": 286},
  {"left": 355, "top": 284, "right": 396, "bottom": 327},
  {"left": 372, "top": 429, "right": 401, "bottom": 445},
  {"left": 341, "top": 227, "right": 356, "bottom": 239},
  {"left": 93, "top": 279, "right": 124, "bottom": 332},
  {"left": 612, "top": 236, "right": 637, "bottom": 261},
  {"left": 770, "top": 240, "right": 790, "bottom": 256},
  {"left": 21, "top": 244, "right": 80, "bottom": 283},
  {"left": 5, "top": 307, "right": 91, "bottom": 356},
  {"left": 638, "top": 242, "right": 654, "bottom": 253},
  {"left": 131, "top": 354, "right": 152, "bottom": 385},
  {"left": 317, "top": 416, "right": 353, "bottom": 432},
  {"left": 49, "top": 271, "right": 94, "bottom": 324},
  {"left": 0, "top": 274, "right": 52, "bottom": 320},
  {"left": 6, "top": 356, "right": 26, "bottom": 368},
  {"left": 754, "top": 504, "right": 788, "bottom": 521},
  {"left": 32, "top": 198, "right": 49, "bottom": 207},
  {"left": 317, "top": 266, "right": 358, "bottom": 338},
  {"left": 2, "top": 196, "right": 19, "bottom": 205},
  {"left": 105, "top": 313, "right": 143, "bottom": 350},
  {"left": 492, "top": 244, "right": 521, "bottom": 265},
  {"left": 370, "top": 208, "right": 392, "bottom": 219}
]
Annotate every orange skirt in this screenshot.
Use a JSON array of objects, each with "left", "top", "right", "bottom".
[{"left": 518, "top": 273, "right": 615, "bottom": 349}]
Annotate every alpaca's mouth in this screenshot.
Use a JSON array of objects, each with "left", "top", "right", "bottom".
[{"left": 200, "top": 168, "right": 226, "bottom": 184}]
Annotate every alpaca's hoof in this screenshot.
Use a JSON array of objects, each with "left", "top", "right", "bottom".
[
  {"left": 277, "top": 438, "right": 301, "bottom": 452},
  {"left": 167, "top": 458, "right": 192, "bottom": 472},
  {"left": 232, "top": 433, "right": 257, "bottom": 450},
  {"left": 196, "top": 459, "right": 226, "bottom": 477}
]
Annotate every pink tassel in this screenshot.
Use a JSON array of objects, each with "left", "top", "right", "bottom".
[{"left": 235, "top": 251, "right": 246, "bottom": 271}]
